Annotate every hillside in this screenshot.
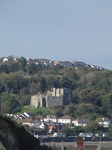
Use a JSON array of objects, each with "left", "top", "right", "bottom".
[{"left": 0, "top": 56, "right": 112, "bottom": 120}]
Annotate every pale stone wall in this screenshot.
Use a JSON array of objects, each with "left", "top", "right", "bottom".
[
  {"left": 30, "top": 88, "right": 72, "bottom": 108},
  {"left": 30, "top": 95, "right": 38, "bottom": 108},
  {"left": 52, "top": 88, "right": 56, "bottom": 97},
  {"left": 50, "top": 88, "right": 64, "bottom": 97},
  {"left": 30, "top": 93, "right": 45, "bottom": 108}
]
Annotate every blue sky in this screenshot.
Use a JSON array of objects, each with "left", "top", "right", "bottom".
[{"left": 0, "top": 0, "right": 112, "bottom": 70}]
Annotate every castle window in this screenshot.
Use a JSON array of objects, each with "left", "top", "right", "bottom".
[{"left": 38, "top": 101, "right": 40, "bottom": 107}]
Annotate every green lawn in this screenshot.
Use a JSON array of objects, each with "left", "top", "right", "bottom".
[{"left": 20, "top": 105, "right": 54, "bottom": 116}]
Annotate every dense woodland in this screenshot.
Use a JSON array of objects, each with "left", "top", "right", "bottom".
[{"left": 0, "top": 56, "right": 112, "bottom": 123}]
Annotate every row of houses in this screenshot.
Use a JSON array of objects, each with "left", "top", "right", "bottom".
[
  {"left": 1, "top": 57, "right": 105, "bottom": 70},
  {"left": 12, "top": 113, "right": 89, "bottom": 127},
  {"left": 6, "top": 113, "right": 110, "bottom": 139},
  {"left": 21, "top": 116, "right": 89, "bottom": 127},
  {"left": 13, "top": 115, "right": 89, "bottom": 135},
  {"left": 10, "top": 113, "right": 110, "bottom": 129}
]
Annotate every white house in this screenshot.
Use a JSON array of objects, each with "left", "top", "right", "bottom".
[
  {"left": 98, "top": 117, "right": 110, "bottom": 128},
  {"left": 40, "top": 122, "right": 48, "bottom": 129},
  {"left": 58, "top": 116, "right": 74, "bottom": 124},
  {"left": 44, "top": 115, "right": 58, "bottom": 123},
  {"left": 3, "top": 58, "right": 8, "bottom": 63},
  {"left": 23, "top": 112, "right": 33, "bottom": 118},
  {"left": 21, "top": 118, "right": 33, "bottom": 126},
  {"left": 73, "top": 119, "right": 88, "bottom": 127}
]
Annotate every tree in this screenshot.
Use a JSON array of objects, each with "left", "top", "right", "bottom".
[
  {"left": 84, "top": 122, "right": 99, "bottom": 132},
  {"left": 1, "top": 92, "right": 20, "bottom": 113},
  {"left": 61, "top": 126, "right": 72, "bottom": 136},
  {"left": 72, "top": 90, "right": 79, "bottom": 104},
  {"left": 74, "top": 103, "right": 100, "bottom": 118},
  {"left": 71, "top": 126, "right": 84, "bottom": 134},
  {"left": 78, "top": 90, "right": 101, "bottom": 106},
  {"left": 4, "top": 78, "right": 13, "bottom": 93},
  {"left": 0, "top": 82, "right": 5, "bottom": 94},
  {"left": 29, "top": 82, "right": 38, "bottom": 94},
  {"left": 39, "top": 77, "right": 47, "bottom": 93},
  {"left": 101, "top": 93, "right": 112, "bottom": 117},
  {"left": 85, "top": 72, "right": 97, "bottom": 86},
  {"left": 59, "top": 76, "right": 71, "bottom": 88},
  {"left": 26, "top": 63, "right": 38, "bottom": 74},
  {"left": 0, "top": 64, "right": 9, "bottom": 74},
  {"left": 63, "top": 69, "right": 79, "bottom": 80},
  {"left": 54, "top": 105, "right": 64, "bottom": 117},
  {"left": 53, "top": 64, "right": 63, "bottom": 74},
  {"left": 8, "top": 63, "right": 20, "bottom": 72},
  {"left": 19, "top": 95, "right": 30, "bottom": 107},
  {"left": 63, "top": 105, "right": 76, "bottom": 116},
  {"left": 19, "top": 57, "right": 27, "bottom": 72}
]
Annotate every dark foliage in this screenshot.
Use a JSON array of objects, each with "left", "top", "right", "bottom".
[{"left": 0, "top": 58, "right": 112, "bottom": 119}]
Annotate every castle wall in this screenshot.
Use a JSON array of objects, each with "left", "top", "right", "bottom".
[
  {"left": 50, "top": 88, "right": 64, "bottom": 97},
  {"left": 30, "top": 93, "right": 45, "bottom": 108},
  {"left": 46, "top": 95, "right": 63, "bottom": 107},
  {"left": 30, "top": 88, "right": 72, "bottom": 108},
  {"left": 30, "top": 95, "right": 38, "bottom": 108},
  {"left": 52, "top": 88, "right": 56, "bottom": 97}
]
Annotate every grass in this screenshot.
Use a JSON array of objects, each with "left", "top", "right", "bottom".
[{"left": 20, "top": 105, "right": 55, "bottom": 116}]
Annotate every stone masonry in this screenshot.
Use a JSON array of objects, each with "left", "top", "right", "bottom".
[{"left": 30, "top": 88, "right": 72, "bottom": 108}]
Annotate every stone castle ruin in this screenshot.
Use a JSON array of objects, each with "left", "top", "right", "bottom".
[{"left": 30, "top": 88, "right": 72, "bottom": 108}]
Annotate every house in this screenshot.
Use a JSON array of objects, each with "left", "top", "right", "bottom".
[
  {"left": 23, "top": 112, "right": 33, "bottom": 118},
  {"left": 44, "top": 115, "right": 58, "bottom": 123},
  {"left": 31, "top": 119, "right": 40, "bottom": 125},
  {"left": 73, "top": 61, "right": 86, "bottom": 67},
  {"left": 31, "top": 120, "right": 42, "bottom": 129},
  {"left": 2, "top": 58, "right": 8, "bottom": 63},
  {"left": 21, "top": 118, "right": 33, "bottom": 126},
  {"left": 47, "top": 121, "right": 56, "bottom": 133},
  {"left": 54, "top": 61, "right": 59, "bottom": 66},
  {"left": 73, "top": 119, "right": 88, "bottom": 126},
  {"left": 98, "top": 117, "right": 110, "bottom": 128},
  {"left": 14, "top": 58, "right": 18, "bottom": 63},
  {"left": 39, "top": 121, "right": 48, "bottom": 130},
  {"left": 54, "top": 61, "right": 73, "bottom": 67},
  {"left": 58, "top": 116, "right": 74, "bottom": 124}
]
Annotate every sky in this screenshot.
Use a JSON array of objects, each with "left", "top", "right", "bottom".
[{"left": 0, "top": 0, "right": 112, "bottom": 70}]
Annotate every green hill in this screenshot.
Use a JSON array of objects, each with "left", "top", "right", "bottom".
[{"left": 0, "top": 57, "right": 112, "bottom": 120}]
